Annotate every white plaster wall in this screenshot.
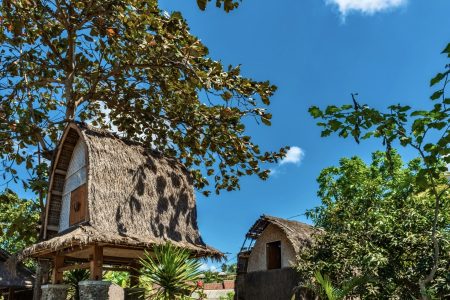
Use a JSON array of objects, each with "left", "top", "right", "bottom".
[
  {"left": 59, "top": 139, "right": 87, "bottom": 232},
  {"left": 247, "top": 224, "right": 296, "bottom": 272}
]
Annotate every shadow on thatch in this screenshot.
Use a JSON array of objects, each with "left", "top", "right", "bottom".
[{"left": 21, "top": 122, "right": 222, "bottom": 260}]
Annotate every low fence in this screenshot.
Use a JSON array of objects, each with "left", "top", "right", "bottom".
[{"left": 203, "top": 280, "right": 235, "bottom": 290}]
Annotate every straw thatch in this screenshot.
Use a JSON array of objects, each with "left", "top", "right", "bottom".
[
  {"left": 0, "top": 248, "right": 34, "bottom": 288},
  {"left": 245, "top": 215, "right": 320, "bottom": 254},
  {"left": 23, "top": 122, "right": 222, "bottom": 259}
]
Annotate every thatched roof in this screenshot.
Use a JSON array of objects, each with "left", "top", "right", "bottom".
[
  {"left": 0, "top": 249, "right": 33, "bottom": 289},
  {"left": 244, "top": 215, "right": 320, "bottom": 254},
  {"left": 24, "top": 122, "right": 222, "bottom": 259}
]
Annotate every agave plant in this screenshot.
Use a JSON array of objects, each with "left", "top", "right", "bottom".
[
  {"left": 138, "top": 242, "right": 203, "bottom": 300},
  {"left": 64, "top": 269, "right": 90, "bottom": 300}
]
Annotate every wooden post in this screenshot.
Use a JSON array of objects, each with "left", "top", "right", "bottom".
[
  {"left": 129, "top": 262, "right": 140, "bottom": 287},
  {"left": 89, "top": 246, "right": 103, "bottom": 280},
  {"left": 51, "top": 256, "right": 64, "bottom": 284},
  {"left": 8, "top": 287, "right": 15, "bottom": 300}
]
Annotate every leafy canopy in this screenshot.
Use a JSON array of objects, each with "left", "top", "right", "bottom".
[
  {"left": 0, "top": 189, "right": 40, "bottom": 253},
  {"left": 297, "top": 152, "right": 450, "bottom": 299},
  {"left": 0, "top": 0, "right": 286, "bottom": 198},
  {"left": 308, "top": 42, "right": 450, "bottom": 297}
]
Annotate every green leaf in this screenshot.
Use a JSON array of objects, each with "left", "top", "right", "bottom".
[
  {"left": 430, "top": 72, "right": 446, "bottom": 86},
  {"left": 442, "top": 43, "right": 450, "bottom": 57},
  {"left": 309, "top": 106, "right": 323, "bottom": 118},
  {"left": 430, "top": 90, "right": 443, "bottom": 100}
]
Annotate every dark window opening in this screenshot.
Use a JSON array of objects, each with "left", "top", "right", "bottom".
[{"left": 266, "top": 241, "right": 281, "bottom": 270}]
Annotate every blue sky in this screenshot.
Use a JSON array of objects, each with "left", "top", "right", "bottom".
[
  {"left": 5, "top": 0, "right": 450, "bottom": 269},
  {"left": 159, "top": 0, "right": 450, "bottom": 266}
]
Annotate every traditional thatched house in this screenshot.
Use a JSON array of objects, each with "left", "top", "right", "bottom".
[
  {"left": 235, "top": 215, "right": 319, "bottom": 300},
  {"left": 0, "top": 248, "right": 34, "bottom": 300},
  {"left": 21, "top": 122, "right": 221, "bottom": 298}
]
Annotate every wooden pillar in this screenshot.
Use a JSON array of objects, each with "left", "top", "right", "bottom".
[
  {"left": 129, "top": 262, "right": 140, "bottom": 287},
  {"left": 89, "top": 246, "right": 103, "bottom": 280},
  {"left": 8, "top": 287, "right": 15, "bottom": 300},
  {"left": 51, "top": 256, "right": 64, "bottom": 284}
]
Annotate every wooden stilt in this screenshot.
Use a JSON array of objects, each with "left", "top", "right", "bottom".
[
  {"left": 89, "top": 246, "right": 103, "bottom": 280},
  {"left": 129, "top": 262, "right": 140, "bottom": 287},
  {"left": 51, "top": 256, "right": 64, "bottom": 284},
  {"left": 8, "top": 287, "right": 15, "bottom": 300}
]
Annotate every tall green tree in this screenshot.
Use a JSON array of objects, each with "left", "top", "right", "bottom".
[
  {"left": 308, "top": 43, "right": 450, "bottom": 298},
  {"left": 297, "top": 152, "right": 450, "bottom": 299},
  {"left": 0, "top": 0, "right": 286, "bottom": 205},
  {"left": 0, "top": 189, "right": 40, "bottom": 253}
]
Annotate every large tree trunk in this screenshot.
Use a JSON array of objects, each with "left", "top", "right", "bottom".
[
  {"left": 33, "top": 260, "right": 43, "bottom": 300},
  {"left": 33, "top": 259, "right": 49, "bottom": 300}
]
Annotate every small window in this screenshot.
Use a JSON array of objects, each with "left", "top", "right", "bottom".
[
  {"left": 266, "top": 241, "right": 281, "bottom": 270},
  {"left": 69, "top": 184, "right": 87, "bottom": 226}
]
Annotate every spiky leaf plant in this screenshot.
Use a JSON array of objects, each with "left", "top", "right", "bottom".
[
  {"left": 138, "top": 242, "right": 203, "bottom": 300},
  {"left": 64, "top": 269, "right": 90, "bottom": 300},
  {"left": 299, "top": 271, "right": 370, "bottom": 300}
]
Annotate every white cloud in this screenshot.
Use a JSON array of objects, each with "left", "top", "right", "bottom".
[
  {"left": 199, "top": 263, "right": 217, "bottom": 272},
  {"left": 280, "top": 146, "right": 304, "bottom": 165},
  {"left": 326, "top": 0, "right": 407, "bottom": 16}
]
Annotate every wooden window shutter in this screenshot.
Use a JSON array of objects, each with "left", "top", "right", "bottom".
[
  {"left": 69, "top": 184, "right": 87, "bottom": 226},
  {"left": 266, "top": 241, "right": 281, "bottom": 270}
]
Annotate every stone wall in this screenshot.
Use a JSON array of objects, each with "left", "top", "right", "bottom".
[
  {"left": 41, "top": 284, "right": 70, "bottom": 300},
  {"left": 78, "top": 281, "right": 124, "bottom": 300}
]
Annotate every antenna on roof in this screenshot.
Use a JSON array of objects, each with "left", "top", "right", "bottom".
[{"left": 286, "top": 213, "right": 305, "bottom": 220}]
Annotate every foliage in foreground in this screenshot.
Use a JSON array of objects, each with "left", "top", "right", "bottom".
[
  {"left": 0, "top": 0, "right": 286, "bottom": 201},
  {"left": 308, "top": 42, "right": 450, "bottom": 298},
  {"left": 297, "top": 152, "right": 450, "bottom": 299},
  {"left": 138, "top": 242, "right": 203, "bottom": 299},
  {"left": 299, "top": 271, "right": 370, "bottom": 300},
  {"left": 0, "top": 189, "right": 40, "bottom": 253},
  {"left": 64, "top": 269, "right": 90, "bottom": 300},
  {"left": 104, "top": 271, "right": 130, "bottom": 288},
  {"left": 219, "top": 291, "right": 235, "bottom": 300}
]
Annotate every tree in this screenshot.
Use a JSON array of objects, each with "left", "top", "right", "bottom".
[
  {"left": 138, "top": 242, "right": 203, "bottom": 299},
  {"left": 0, "top": 189, "right": 40, "bottom": 253},
  {"left": 221, "top": 262, "right": 237, "bottom": 274},
  {"left": 308, "top": 43, "right": 450, "bottom": 298},
  {"left": 297, "top": 152, "right": 450, "bottom": 299},
  {"left": 0, "top": 2, "right": 283, "bottom": 299},
  {"left": 0, "top": 0, "right": 286, "bottom": 205}
]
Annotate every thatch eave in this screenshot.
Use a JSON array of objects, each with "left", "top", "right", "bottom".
[{"left": 24, "top": 224, "right": 222, "bottom": 261}]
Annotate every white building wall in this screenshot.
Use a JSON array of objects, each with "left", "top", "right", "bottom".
[
  {"left": 59, "top": 139, "right": 87, "bottom": 232},
  {"left": 247, "top": 224, "right": 297, "bottom": 273}
]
